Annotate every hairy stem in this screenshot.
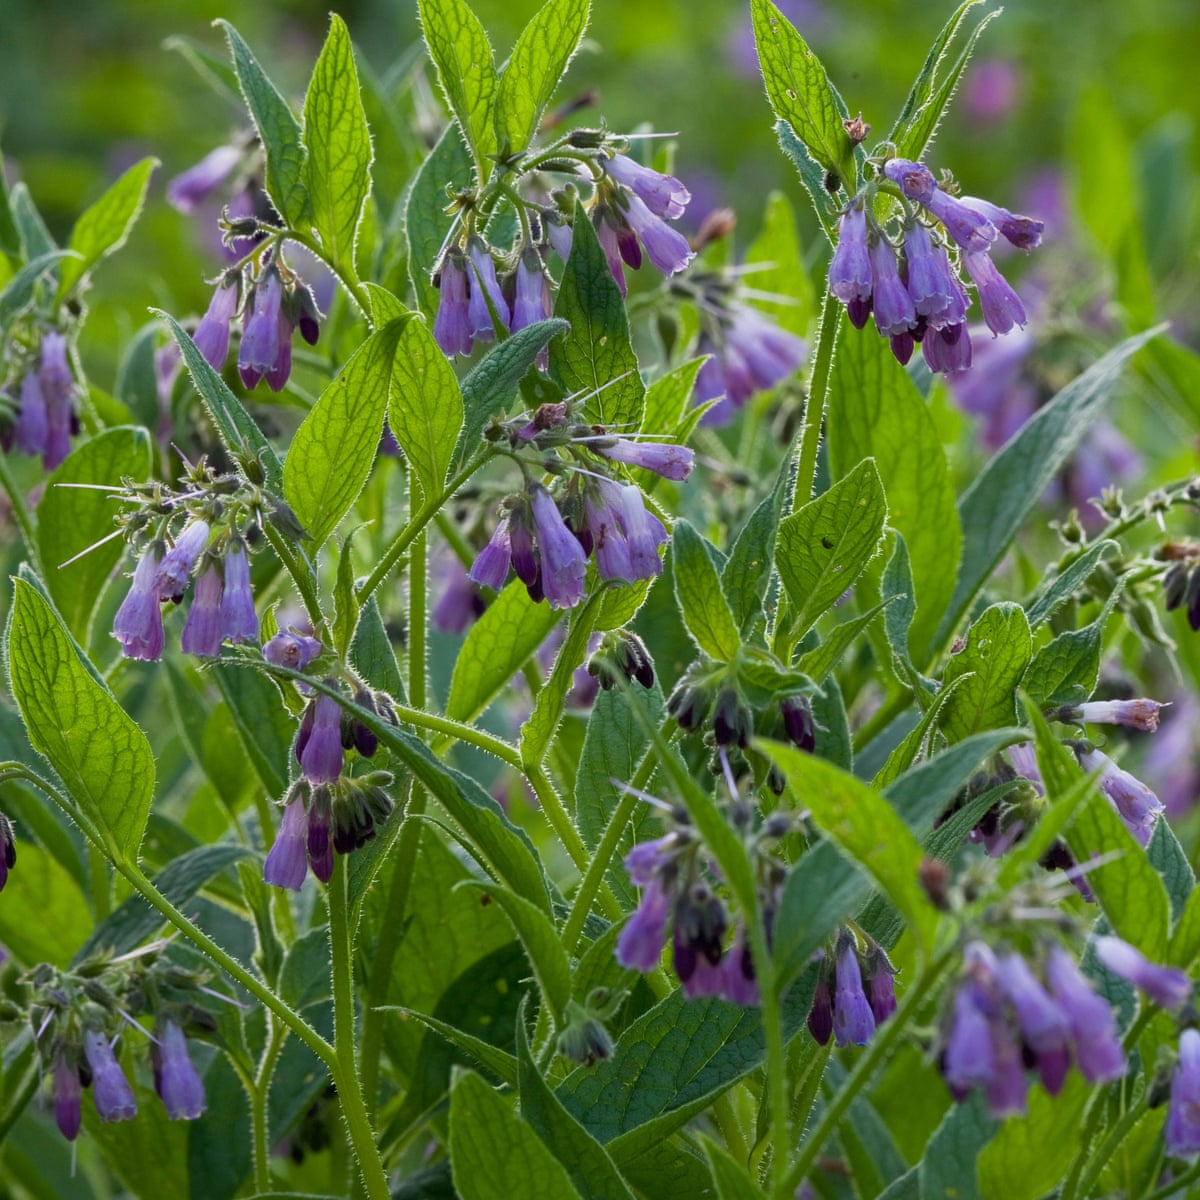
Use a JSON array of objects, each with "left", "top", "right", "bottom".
[{"left": 793, "top": 289, "right": 842, "bottom": 511}]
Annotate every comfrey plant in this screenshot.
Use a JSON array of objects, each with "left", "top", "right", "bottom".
[{"left": 3, "top": 2, "right": 1200, "bottom": 1199}]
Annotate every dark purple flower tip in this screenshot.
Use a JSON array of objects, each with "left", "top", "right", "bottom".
[
  {"left": 508, "top": 503, "right": 539, "bottom": 588},
  {"left": 294, "top": 283, "right": 322, "bottom": 346},
  {"left": 14, "top": 370, "right": 48, "bottom": 460},
  {"left": 1075, "top": 747, "right": 1164, "bottom": 846},
  {"left": 925, "top": 189, "right": 998, "bottom": 253},
  {"left": 307, "top": 787, "right": 334, "bottom": 883},
  {"left": 529, "top": 486, "right": 587, "bottom": 610},
  {"left": 780, "top": 694, "right": 816, "bottom": 752},
  {"left": 603, "top": 152, "right": 691, "bottom": 220},
  {"left": 0, "top": 813, "right": 14, "bottom": 892},
  {"left": 829, "top": 200, "right": 872, "bottom": 304},
  {"left": 263, "top": 797, "right": 310, "bottom": 890},
  {"left": 1037, "top": 1044, "right": 1071, "bottom": 1096},
  {"left": 995, "top": 953, "right": 1069, "bottom": 1053},
  {"left": 466, "top": 238, "right": 510, "bottom": 340},
  {"left": 594, "top": 437, "right": 694, "bottom": 481},
  {"left": 434, "top": 252, "right": 473, "bottom": 357},
  {"left": 866, "top": 950, "right": 898, "bottom": 1025},
  {"left": 1094, "top": 936, "right": 1192, "bottom": 1010},
  {"left": 264, "top": 312, "right": 293, "bottom": 392},
  {"left": 846, "top": 295, "right": 873, "bottom": 329},
  {"left": 53, "top": 1055, "right": 83, "bottom": 1140},
  {"left": 155, "top": 1022, "right": 206, "bottom": 1120},
  {"left": 83, "top": 1031, "right": 137, "bottom": 1122},
  {"left": 616, "top": 876, "right": 672, "bottom": 971},
  {"left": 219, "top": 541, "right": 258, "bottom": 643},
  {"left": 167, "top": 144, "right": 243, "bottom": 214},
  {"left": 922, "top": 323, "right": 973, "bottom": 374},
  {"left": 180, "top": 562, "right": 225, "bottom": 657},
  {"left": 113, "top": 547, "right": 166, "bottom": 661},
  {"left": 469, "top": 517, "right": 513, "bottom": 591},
  {"left": 808, "top": 975, "right": 834, "bottom": 1045},
  {"left": 263, "top": 631, "right": 323, "bottom": 671},
  {"left": 238, "top": 271, "right": 284, "bottom": 385},
  {"left": 883, "top": 158, "right": 937, "bottom": 204},
  {"left": 720, "top": 927, "right": 760, "bottom": 1007},
  {"left": 193, "top": 279, "right": 240, "bottom": 372},
  {"left": 624, "top": 192, "right": 695, "bottom": 276},
  {"left": 1045, "top": 944, "right": 1126, "bottom": 1084},
  {"left": 960, "top": 196, "right": 1044, "bottom": 249},
  {"left": 890, "top": 331, "right": 915, "bottom": 364},
  {"left": 1167, "top": 1029, "right": 1200, "bottom": 1159},
  {"left": 833, "top": 936, "right": 876, "bottom": 1047},
  {"left": 964, "top": 251, "right": 1027, "bottom": 336},
  {"left": 155, "top": 519, "right": 211, "bottom": 601},
  {"left": 867, "top": 237, "right": 916, "bottom": 337},
  {"left": 594, "top": 212, "right": 628, "bottom": 296},
  {"left": 300, "top": 693, "right": 344, "bottom": 784},
  {"left": 511, "top": 250, "right": 552, "bottom": 336}
]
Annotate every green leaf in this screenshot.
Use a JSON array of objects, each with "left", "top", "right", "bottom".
[
  {"left": 672, "top": 520, "right": 741, "bottom": 661},
  {"left": 826, "top": 322, "right": 961, "bottom": 664},
  {"left": 1147, "top": 819, "right": 1194, "bottom": 922},
  {"left": 285, "top": 321, "right": 405, "bottom": 546},
  {"left": 456, "top": 318, "right": 569, "bottom": 465},
  {"left": 890, "top": 2, "right": 999, "bottom": 163},
  {"left": 933, "top": 329, "right": 1161, "bottom": 650},
  {"left": 1022, "top": 607, "right": 1112, "bottom": 707},
  {"left": 744, "top": 190, "right": 813, "bottom": 335},
  {"left": 390, "top": 318, "right": 465, "bottom": 496},
  {"left": 156, "top": 309, "right": 283, "bottom": 488},
  {"left": 451, "top": 1069, "right": 583, "bottom": 1200},
  {"left": 1025, "top": 540, "right": 1119, "bottom": 627},
  {"left": 872, "top": 674, "right": 970, "bottom": 789},
  {"left": 1169, "top": 882, "right": 1200, "bottom": 968},
  {"left": 0, "top": 250, "right": 78, "bottom": 329},
  {"left": 216, "top": 21, "right": 308, "bottom": 227},
  {"left": 9, "top": 182, "right": 57, "bottom": 260},
  {"left": 381, "top": 1005, "right": 519, "bottom": 1087},
  {"left": 938, "top": 603, "right": 1031, "bottom": 743},
  {"left": 549, "top": 211, "right": 645, "bottom": 430},
  {"left": 751, "top": 0, "right": 851, "bottom": 188},
  {"left": 406, "top": 125, "right": 475, "bottom": 321},
  {"left": 494, "top": 0, "right": 590, "bottom": 158},
  {"left": 0, "top": 842, "right": 90, "bottom": 967},
  {"left": 798, "top": 596, "right": 898, "bottom": 685},
  {"left": 722, "top": 485, "right": 787, "bottom": 639},
  {"left": 7, "top": 575, "right": 156, "bottom": 864},
  {"left": 418, "top": 0, "right": 498, "bottom": 174},
  {"left": 57, "top": 157, "right": 157, "bottom": 300},
  {"left": 457, "top": 882, "right": 571, "bottom": 1023},
  {"left": 702, "top": 1137, "right": 765, "bottom": 1200},
  {"left": 919, "top": 1091, "right": 996, "bottom": 1200},
  {"left": 447, "top": 579, "right": 558, "bottom": 724},
  {"left": 38, "top": 426, "right": 152, "bottom": 639},
  {"left": 213, "top": 663, "right": 294, "bottom": 799},
  {"left": 515, "top": 1006, "right": 637, "bottom": 1200},
  {"left": 351, "top": 596, "right": 405, "bottom": 699},
  {"left": 302, "top": 15, "right": 373, "bottom": 277},
  {"left": 756, "top": 738, "right": 940, "bottom": 955},
  {"left": 776, "top": 458, "right": 887, "bottom": 640}
]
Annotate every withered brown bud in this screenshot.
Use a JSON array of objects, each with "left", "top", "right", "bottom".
[{"left": 843, "top": 113, "right": 871, "bottom": 144}]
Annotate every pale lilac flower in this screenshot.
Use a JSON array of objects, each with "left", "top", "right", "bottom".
[
  {"left": 1071, "top": 698, "right": 1164, "bottom": 732},
  {"left": 263, "top": 797, "right": 309, "bottom": 890},
  {"left": 726, "top": 306, "right": 807, "bottom": 392},
  {"left": 1044, "top": 944, "right": 1126, "bottom": 1084},
  {"left": 54, "top": 1056, "right": 82, "bottom": 1141},
  {"left": 828, "top": 199, "right": 872, "bottom": 305},
  {"left": 219, "top": 541, "right": 258, "bottom": 642},
  {"left": 1167, "top": 1029, "right": 1200, "bottom": 1159},
  {"left": 903, "top": 223, "right": 957, "bottom": 319},
  {"left": 180, "top": 561, "right": 224, "bottom": 657},
  {"left": 832, "top": 935, "right": 875, "bottom": 1047},
  {"left": 113, "top": 546, "right": 166, "bottom": 661},
  {"left": 238, "top": 271, "right": 284, "bottom": 389},
  {"left": 299, "top": 693, "right": 344, "bottom": 784},
  {"left": 922, "top": 323, "right": 973, "bottom": 374},
  {"left": 469, "top": 517, "right": 513, "bottom": 591},
  {"left": 960, "top": 196, "right": 1044, "bottom": 250},
  {"left": 867, "top": 237, "right": 915, "bottom": 337},
  {"left": 884, "top": 158, "right": 937, "bottom": 204},
  {"left": 1075, "top": 746, "right": 1163, "bottom": 846},
  {"left": 39, "top": 332, "right": 75, "bottom": 470},
  {"left": 466, "top": 237, "right": 509, "bottom": 341},
  {"left": 996, "top": 953, "right": 1071, "bottom": 1095},
  {"left": 530, "top": 486, "right": 587, "bottom": 609},
  {"left": 594, "top": 437, "right": 694, "bottom": 481},
  {"left": 603, "top": 153, "right": 690, "bottom": 220},
  {"left": 167, "top": 144, "right": 242, "bottom": 213},
  {"left": 965, "top": 251, "right": 1027, "bottom": 336},
  {"left": 153, "top": 1022, "right": 206, "bottom": 1119},
  {"left": 14, "top": 371, "right": 48, "bottom": 460},
  {"left": 83, "top": 1031, "right": 137, "bottom": 1122},
  {"left": 545, "top": 214, "right": 573, "bottom": 262},
  {"left": 594, "top": 209, "right": 629, "bottom": 295},
  {"left": 617, "top": 876, "right": 671, "bottom": 971},
  {"left": 155, "top": 519, "right": 211, "bottom": 601},
  {"left": 193, "top": 280, "right": 240, "bottom": 371},
  {"left": 262, "top": 631, "right": 323, "bottom": 671},
  {"left": 592, "top": 477, "right": 666, "bottom": 582},
  {"left": 1094, "top": 937, "right": 1192, "bottom": 1010},
  {"left": 511, "top": 251, "right": 551, "bottom": 333},
  {"left": 943, "top": 982, "right": 995, "bottom": 1099},
  {"left": 434, "top": 252, "right": 472, "bottom": 357},
  {"left": 623, "top": 192, "right": 695, "bottom": 276},
  {"left": 924, "top": 189, "right": 998, "bottom": 252}
]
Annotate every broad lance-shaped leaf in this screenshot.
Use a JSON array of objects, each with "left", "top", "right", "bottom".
[
  {"left": 390, "top": 318, "right": 464, "bottom": 497},
  {"left": 672, "top": 519, "right": 740, "bottom": 661},
  {"left": 302, "top": 15, "right": 373, "bottom": 278},
  {"left": 39, "top": 426, "right": 152, "bottom": 640},
  {"left": 0, "top": 250, "right": 78, "bottom": 329},
  {"left": 450, "top": 1070, "right": 583, "bottom": 1200},
  {"left": 418, "top": 0, "right": 498, "bottom": 175},
  {"left": 933, "top": 328, "right": 1161, "bottom": 650},
  {"left": 1022, "top": 587, "right": 1121, "bottom": 707},
  {"left": 494, "top": 0, "right": 590, "bottom": 157},
  {"left": 938, "top": 603, "right": 1031, "bottom": 743},
  {"left": 57, "top": 157, "right": 157, "bottom": 300},
  {"left": 216, "top": 21, "right": 308, "bottom": 228},
  {"left": 549, "top": 209, "right": 645, "bottom": 431},
  {"left": 750, "top": 0, "right": 853, "bottom": 189},
  {"left": 776, "top": 458, "right": 887, "bottom": 640},
  {"left": 284, "top": 319, "right": 407, "bottom": 547},
  {"left": 755, "top": 738, "right": 940, "bottom": 955},
  {"left": 7, "top": 574, "right": 155, "bottom": 863}
]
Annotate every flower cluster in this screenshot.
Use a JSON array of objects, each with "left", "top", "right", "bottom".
[
  {"left": 432, "top": 140, "right": 694, "bottom": 358},
  {"left": 467, "top": 401, "right": 693, "bottom": 609},
  {"left": 110, "top": 457, "right": 278, "bottom": 661},
  {"left": 828, "top": 158, "right": 1042, "bottom": 374},
  {"left": 806, "top": 933, "right": 897, "bottom": 1048},
  {"left": 3, "top": 330, "right": 81, "bottom": 471},
  {"left": 261, "top": 650, "right": 401, "bottom": 890}
]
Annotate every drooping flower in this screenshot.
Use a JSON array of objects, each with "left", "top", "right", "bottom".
[
  {"left": 964, "top": 250, "right": 1027, "bottom": 336},
  {"left": 238, "top": 270, "right": 286, "bottom": 390},
  {"left": 622, "top": 192, "right": 695, "bottom": 277},
  {"left": 1094, "top": 936, "right": 1192, "bottom": 1010},
  {"left": 510, "top": 249, "right": 552, "bottom": 347},
  {"left": 113, "top": 545, "right": 166, "bottom": 661},
  {"left": 83, "top": 1030, "right": 137, "bottom": 1122},
  {"left": 433, "top": 251, "right": 473, "bottom": 357},
  {"left": 1074, "top": 745, "right": 1164, "bottom": 846},
  {"left": 54, "top": 1056, "right": 82, "bottom": 1141},
  {"left": 1167, "top": 1028, "right": 1200, "bottom": 1160},
  {"left": 166, "top": 144, "right": 243, "bottom": 214},
  {"left": 219, "top": 540, "right": 258, "bottom": 643},
  {"left": 155, "top": 519, "right": 211, "bottom": 602},
  {"left": 469, "top": 517, "right": 513, "bottom": 591},
  {"left": 262, "top": 631, "right": 323, "bottom": 671},
  {"left": 995, "top": 951, "right": 1071, "bottom": 1095},
  {"left": 38, "top": 332, "right": 76, "bottom": 470},
  {"left": 180, "top": 560, "right": 224, "bottom": 657},
  {"left": 865, "top": 946, "right": 898, "bottom": 1026},
  {"left": 867, "top": 236, "right": 916, "bottom": 338},
  {"left": 13, "top": 370, "right": 48, "bottom": 461},
  {"left": 832, "top": 933, "right": 876, "bottom": 1047},
  {"left": 192, "top": 278, "right": 241, "bottom": 372},
  {"left": 153, "top": 1022, "right": 207, "bottom": 1120},
  {"left": 1067, "top": 698, "right": 1164, "bottom": 732},
  {"left": 263, "top": 792, "right": 310, "bottom": 891},
  {"left": 466, "top": 237, "right": 510, "bottom": 341},
  {"left": 529, "top": 485, "right": 588, "bottom": 610},
  {"left": 299, "top": 692, "right": 344, "bottom": 784},
  {"left": 828, "top": 198, "right": 872, "bottom": 310},
  {"left": 602, "top": 153, "right": 691, "bottom": 220},
  {"left": 617, "top": 875, "right": 672, "bottom": 971},
  {"left": 306, "top": 785, "right": 334, "bottom": 883},
  {"left": 0, "top": 812, "right": 15, "bottom": 892},
  {"left": 1044, "top": 943, "right": 1126, "bottom": 1084},
  {"left": 921, "top": 322, "right": 973, "bottom": 374},
  {"left": 592, "top": 436, "right": 694, "bottom": 481},
  {"left": 959, "top": 196, "right": 1044, "bottom": 250}
]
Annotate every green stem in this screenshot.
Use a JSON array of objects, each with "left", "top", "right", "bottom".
[
  {"left": 713, "top": 1092, "right": 751, "bottom": 1165},
  {"left": 793, "top": 290, "right": 841, "bottom": 511},
  {"left": 251, "top": 1018, "right": 287, "bottom": 1195},
  {"left": 751, "top": 910, "right": 790, "bottom": 1199},
  {"left": 283, "top": 230, "right": 374, "bottom": 324},
  {"left": 0, "top": 449, "right": 42, "bottom": 578},
  {"left": 356, "top": 453, "right": 491, "bottom": 606},
  {"left": 410, "top": 517, "right": 428, "bottom": 730},
  {"left": 1147, "top": 1161, "right": 1200, "bottom": 1200},
  {"left": 329, "top": 855, "right": 390, "bottom": 1200},
  {"left": 88, "top": 844, "right": 111, "bottom": 921},
  {"left": 1070, "top": 1083, "right": 1150, "bottom": 1200},
  {"left": 775, "top": 944, "right": 956, "bottom": 1200}
]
